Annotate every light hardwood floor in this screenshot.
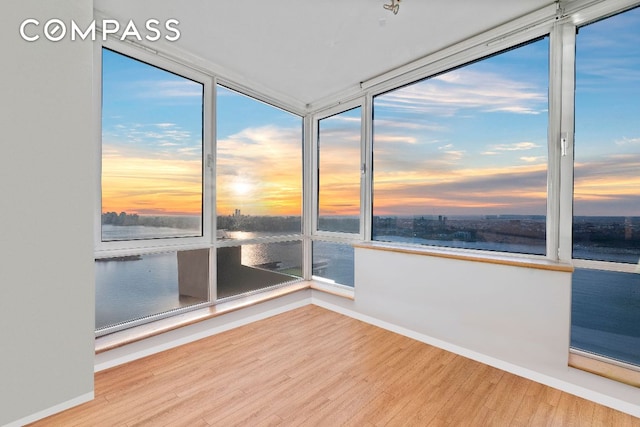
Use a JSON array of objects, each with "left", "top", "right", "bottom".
[{"left": 32, "top": 305, "right": 639, "bottom": 426}]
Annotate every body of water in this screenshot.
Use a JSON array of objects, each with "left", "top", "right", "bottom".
[
  {"left": 571, "top": 268, "right": 640, "bottom": 367},
  {"left": 98, "top": 225, "right": 640, "bottom": 367},
  {"left": 95, "top": 251, "right": 200, "bottom": 330},
  {"left": 102, "top": 224, "right": 200, "bottom": 241}
]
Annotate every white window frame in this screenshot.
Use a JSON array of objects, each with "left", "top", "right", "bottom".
[
  {"left": 366, "top": 33, "right": 555, "bottom": 261},
  {"left": 311, "top": 98, "right": 366, "bottom": 241},
  {"left": 566, "top": 1, "right": 640, "bottom": 275},
  {"left": 214, "top": 79, "right": 306, "bottom": 249},
  {"left": 95, "top": 38, "right": 214, "bottom": 258},
  {"left": 213, "top": 80, "right": 307, "bottom": 296}
]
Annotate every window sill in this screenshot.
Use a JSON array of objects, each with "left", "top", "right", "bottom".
[
  {"left": 354, "top": 242, "right": 574, "bottom": 273},
  {"left": 95, "top": 278, "right": 357, "bottom": 354},
  {"left": 95, "top": 281, "right": 310, "bottom": 354},
  {"left": 569, "top": 349, "right": 640, "bottom": 388}
]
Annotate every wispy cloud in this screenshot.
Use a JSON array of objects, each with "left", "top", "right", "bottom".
[
  {"left": 103, "top": 122, "right": 200, "bottom": 159},
  {"left": 615, "top": 136, "right": 640, "bottom": 146},
  {"left": 374, "top": 163, "right": 548, "bottom": 216},
  {"left": 483, "top": 142, "right": 541, "bottom": 155},
  {"left": 375, "top": 68, "right": 547, "bottom": 117},
  {"left": 102, "top": 153, "right": 202, "bottom": 215},
  {"left": 520, "top": 156, "right": 544, "bottom": 163},
  {"left": 138, "top": 80, "right": 203, "bottom": 98}
]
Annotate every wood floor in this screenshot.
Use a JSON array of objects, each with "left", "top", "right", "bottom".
[{"left": 32, "top": 305, "right": 639, "bottom": 426}]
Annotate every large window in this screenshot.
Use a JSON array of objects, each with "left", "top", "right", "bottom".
[
  {"left": 317, "top": 106, "right": 362, "bottom": 234},
  {"left": 372, "top": 38, "right": 549, "bottom": 255},
  {"left": 97, "top": 46, "right": 210, "bottom": 334},
  {"left": 571, "top": 7, "right": 640, "bottom": 367},
  {"left": 216, "top": 85, "right": 303, "bottom": 298},
  {"left": 101, "top": 48, "right": 204, "bottom": 242},
  {"left": 310, "top": 104, "right": 363, "bottom": 288}
]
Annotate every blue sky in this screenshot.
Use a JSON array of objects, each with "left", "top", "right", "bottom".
[
  {"left": 574, "top": 6, "right": 640, "bottom": 216},
  {"left": 101, "top": 48, "right": 204, "bottom": 215},
  {"left": 101, "top": 6, "right": 639, "bottom": 218},
  {"left": 373, "top": 37, "right": 550, "bottom": 216}
]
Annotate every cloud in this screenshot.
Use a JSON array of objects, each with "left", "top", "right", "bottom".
[
  {"left": 139, "top": 80, "right": 203, "bottom": 98},
  {"left": 373, "top": 164, "right": 548, "bottom": 215},
  {"left": 216, "top": 125, "right": 303, "bottom": 215},
  {"left": 488, "top": 142, "right": 540, "bottom": 152},
  {"left": 615, "top": 136, "right": 640, "bottom": 146},
  {"left": 102, "top": 154, "right": 202, "bottom": 215},
  {"left": 373, "top": 118, "right": 445, "bottom": 132},
  {"left": 374, "top": 134, "right": 419, "bottom": 145},
  {"left": 103, "top": 122, "right": 201, "bottom": 159},
  {"left": 375, "top": 68, "right": 547, "bottom": 118},
  {"left": 520, "top": 156, "right": 544, "bottom": 163}
]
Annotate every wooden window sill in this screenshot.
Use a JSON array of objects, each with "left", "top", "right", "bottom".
[
  {"left": 569, "top": 350, "right": 640, "bottom": 388},
  {"left": 354, "top": 242, "right": 574, "bottom": 273}
]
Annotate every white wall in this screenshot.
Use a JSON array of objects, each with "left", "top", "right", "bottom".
[
  {"left": 312, "top": 247, "right": 640, "bottom": 417},
  {"left": 0, "top": 1, "right": 95, "bottom": 425}
]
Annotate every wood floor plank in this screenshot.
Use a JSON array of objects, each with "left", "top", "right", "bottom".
[{"left": 29, "top": 305, "right": 639, "bottom": 426}]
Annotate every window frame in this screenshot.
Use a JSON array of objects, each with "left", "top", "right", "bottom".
[
  {"left": 213, "top": 80, "right": 307, "bottom": 298},
  {"left": 568, "top": 4, "right": 640, "bottom": 275},
  {"left": 95, "top": 38, "right": 214, "bottom": 257},
  {"left": 311, "top": 98, "right": 366, "bottom": 241},
  {"left": 367, "top": 35, "right": 554, "bottom": 260}
]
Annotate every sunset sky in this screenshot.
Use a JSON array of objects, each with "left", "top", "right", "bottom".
[
  {"left": 215, "top": 86, "right": 302, "bottom": 216},
  {"left": 373, "top": 36, "right": 550, "bottom": 217},
  {"left": 102, "top": 48, "right": 204, "bottom": 216},
  {"left": 574, "top": 7, "right": 640, "bottom": 217},
  {"left": 102, "top": 7, "right": 639, "bottom": 218},
  {"left": 318, "top": 107, "right": 362, "bottom": 217}
]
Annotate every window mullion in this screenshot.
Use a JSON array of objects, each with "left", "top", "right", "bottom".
[
  {"left": 558, "top": 23, "right": 577, "bottom": 263},
  {"left": 546, "top": 23, "right": 564, "bottom": 262},
  {"left": 303, "top": 114, "right": 315, "bottom": 280}
]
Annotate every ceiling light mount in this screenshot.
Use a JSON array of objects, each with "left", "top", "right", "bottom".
[{"left": 383, "top": 0, "right": 401, "bottom": 15}]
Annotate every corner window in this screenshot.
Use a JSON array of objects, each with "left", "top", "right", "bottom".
[
  {"left": 372, "top": 37, "right": 549, "bottom": 256},
  {"left": 216, "top": 85, "right": 302, "bottom": 238},
  {"left": 216, "top": 84, "right": 303, "bottom": 298}
]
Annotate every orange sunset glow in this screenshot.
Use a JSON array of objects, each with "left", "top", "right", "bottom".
[
  {"left": 102, "top": 154, "right": 202, "bottom": 215},
  {"left": 216, "top": 125, "right": 302, "bottom": 216}
]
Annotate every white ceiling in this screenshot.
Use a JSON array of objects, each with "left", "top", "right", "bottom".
[{"left": 95, "top": 0, "right": 554, "bottom": 108}]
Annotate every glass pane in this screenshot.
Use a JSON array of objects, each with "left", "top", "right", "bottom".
[
  {"left": 312, "top": 241, "right": 355, "bottom": 287},
  {"left": 574, "top": 8, "right": 640, "bottom": 264},
  {"left": 101, "top": 48, "right": 204, "bottom": 241},
  {"left": 216, "top": 85, "right": 302, "bottom": 238},
  {"left": 571, "top": 268, "right": 640, "bottom": 366},
  {"left": 217, "top": 241, "right": 302, "bottom": 299},
  {"left": 373, "top": 38, "right": 549, "bottom": 255},
  {"left": 95, "top": 250, "right": 209, "bottom": 331},
  {"left": 318, "top": 107, "right": 361, "bottom": 233}
]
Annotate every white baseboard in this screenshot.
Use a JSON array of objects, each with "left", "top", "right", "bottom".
[
  {"left": 3, "top": 392, "right": 94, "bottom": 427},
  {"left": 311, "top": 297, "right": 640, "bottom": 419}
]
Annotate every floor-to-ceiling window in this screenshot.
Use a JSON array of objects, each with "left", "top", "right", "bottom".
[
  {"left": 216, "top": 84, "right": 304, "bottom": 298},
  {"left": 96, "top": 45, "right": 211, "bottom": 333},
  {"left": 311, "top": 102, "right": 364, "bottom": 287},
  {"left": 571, "top": 6, "right": 640, "bottom": 368}
]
